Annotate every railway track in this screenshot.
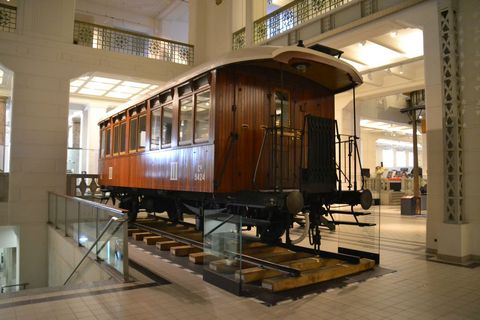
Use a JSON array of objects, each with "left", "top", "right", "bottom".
[{"left": 130, "top": 216, "right": 375, "bottom": 293}]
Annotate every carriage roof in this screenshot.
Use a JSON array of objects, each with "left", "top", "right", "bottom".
[{"left": 103, "top": 46, "right": 362, "bottom": 122}]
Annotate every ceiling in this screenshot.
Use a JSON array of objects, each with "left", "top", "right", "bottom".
[{"left": 78, "top": 0, "right": 188, "bottom": 21}]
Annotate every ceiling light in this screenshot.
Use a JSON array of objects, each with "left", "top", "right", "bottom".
[
  {"left": 122, "top": 81, "right": 149, "bottom": 88},
  {"left": 106, "top": 92, "right": 132, "bottom": 99},
  {"left": 390, "top": 31, "right": 397, "bottom": 38},
  {"left": 78, "top": 88, "right": 107, "bottom": 96},
  {"left": 83, "top": 82, "right": 115, "bottom": 91},
  {"left": 92, "top": 76, "right": 121, "bottom": 84}
]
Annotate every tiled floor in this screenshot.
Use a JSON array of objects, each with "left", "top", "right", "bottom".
[{"left": 1, "top": 206, "right": 480, "bottom": 320}]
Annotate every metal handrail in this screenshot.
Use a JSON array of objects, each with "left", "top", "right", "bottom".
[
  {"left": 1, "top": 283, "right": 28, "bottom": 293},
  {"left": 64, "top": 216, "right": 127, "bottom": 285}
]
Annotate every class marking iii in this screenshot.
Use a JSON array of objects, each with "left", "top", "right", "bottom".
[{"left": 170, "top": 162, "right": 178, "bottom": 181}]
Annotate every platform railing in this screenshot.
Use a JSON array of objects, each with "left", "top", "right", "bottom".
[
  {"left": 0, "top": 3, "right": 16, "bottom": 33},
  {"left": 73, "top": 20, "right": 194, "bottom": 65},
  {"left": 48, "top": 192, "right": 129, "bottom": 283},
  {"left": 1, "top": 283, "right": 28, "bottom": 293}
]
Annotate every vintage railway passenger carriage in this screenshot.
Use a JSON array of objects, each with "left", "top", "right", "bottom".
[{"left": 98, "top": 45, "right": 371, "bottom": 247}]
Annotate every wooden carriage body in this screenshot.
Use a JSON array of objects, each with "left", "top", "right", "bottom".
[{"left": 98, "top": 46, "right": 361, "bottom": 196}]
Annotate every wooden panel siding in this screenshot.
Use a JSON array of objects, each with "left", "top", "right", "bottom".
[{"left": 213, "top": 65, "right": 334, "bottom": 193}]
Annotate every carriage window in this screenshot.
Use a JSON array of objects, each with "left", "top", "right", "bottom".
[
  {"left": 113, "top": 124, "right": 120, "bottom": 154},
  {"left": 195, "top": 90, "right": 210, "bottom": 143},
  {"left": 120, "top": 122, "right": 127, "bottom": 153},
  {"left": 150, "top": 108, "right": 161, "bottom": 150},
  {"left": 162, "top": 104, "right": 173, "bottom": 147},
  {"left": 179, "top": 97, "right": 193, "bottom": 144},
  {"left": 129, "top": 118, "right": 137, "bottom": 152},
  {"left": 138, "top": 115, "right": 147, "bottom": 149},
  {"left": 105, "top": 127, "right": 111, "bottom": 155},
  {"left": 275, "top": 91, "right": 290, "bottom": 127},
  {"left": 100, "top": 129, "right": 105, "bottom": 158}
]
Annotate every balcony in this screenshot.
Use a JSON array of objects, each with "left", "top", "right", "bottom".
[
  {"left": 73, "top": 21, "right": 194, "bottom": 65},
  {"left": 0, "top": 3, "right": 16, "bottom": 33}
]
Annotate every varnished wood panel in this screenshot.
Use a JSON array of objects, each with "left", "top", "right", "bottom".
[
  {"left": 213, "top": 65, "right": 334, "bottom": 193},
  {"left": 99, "top": 144, "right": 214, "bottom": 193}
]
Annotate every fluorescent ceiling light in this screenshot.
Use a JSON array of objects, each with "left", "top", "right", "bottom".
[
  {"left": 122, "top": 81, "right": 149, "bottom": 88},
  {"left": 353, "top": 41, "right": 403, "bottom": 68},
  {"left": 112, "top": 85, "right": 143, "bottom": 94},
  {"left": 83, "top": 82, "right": 115, "bottom": 91},
  {"left": 91, "top": 76, "right": 121, "bottom": 84},
  {"left": 376, "top": 138, "right": 422, "bottom": 149},
  {"left": 396, "top": 28, "right": 423, "bottom": 58},
  {"left": 78, "top": 88, "right": 107, "bottom": 96},
  {"left": 106, "top": 92, "right": 132, "bottom": 99}
]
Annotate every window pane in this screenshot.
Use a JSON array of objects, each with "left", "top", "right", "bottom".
[
  {"left": 120, "top": 122, "right": 127, "bottom": 153},
  {"left": 195, "top": 90, "right": 210, "bottom": 143},
  {"left": 129, "top": 118, "right": 137, "bottom": 151},
  {"left": 382, "top": 149, "right": 394, "bottom": 168},
  {"left": 138, "top": 115, "right": 146, "bottom": 149},
  {"left": 162, "top": 104, "right": 173, "bottom": 146},
  {"left": 275, "top": 91, "right": 290, "bottom": 127},
  {"left": 396, "top": 150, "right": 406, "bottom": 167},
  {"left": 113, "top": 125, "right": 120, "bottom": 154},
  {"left": 100, "top": 129, "right": 105, "bottom": 158},
  {"left": 179, "top": 97, "right": 193, "bottom": 144},
  {"left": 105, "top": 128, "right": 111, "bottom": 155},
  {"left": 150, "top": 108, "right": 161, "bottom": 150}
]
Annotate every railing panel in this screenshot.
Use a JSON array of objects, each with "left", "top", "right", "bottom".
[
  {"left": 48, "top": 192, "right": 128, "bottom": 282},
  {"left": 73, "top": 21, "right": 194, "bottom": 65},
  {"left": 253, "top": 0, "right": 354, "bottom": 44},
  {"left": 232, "top": 27, "right": 246, "bottom": 50},
  {"left": 0, "top": 4, "right": 16, "bottom": 33}
]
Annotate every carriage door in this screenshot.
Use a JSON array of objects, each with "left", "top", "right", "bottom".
[
  {"left": 268, "top": 90, "right": 302, "bottom": 191},
  {"left": 301, "top": 115, "right": 337, "bottom": 193}
]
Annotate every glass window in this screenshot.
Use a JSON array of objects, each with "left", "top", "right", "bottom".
[
  {"left": 396, "top": 150, "right": 406, "bottom": 167},
  {"left": 138, "top": 115, "right": 147, "bottom": 149},
  {"left": 382, "top": 149, "right": 394, "bottom": 168},
  {"left": 195, "top": 90, "right": 211, "bottom": 143},
  {"left": 179, "top": 97, "right": 193, "bottom": 144},
  {"left": 120, "top": 122, "right": 127, "bottom": 153},
  {"left": 150, "top": 108, "right": 161, "bottom": 150},
  {"left": 100, "top": 129, "right": 105, "bottom": 158},
  {"left": 275, "top": 90, "right": 290, "bottom": 127},
  {"left": 113, "top": 124, "right": 120, "bottom": 154},
  {"left": 105, "top": 127, "right": 111, "bottom": 155},
  {"left": 162, "top": 104, "right": 173, "bottom": 147},
  {"left": 129, "top": 118, "right": 137, "bottom": 152}
]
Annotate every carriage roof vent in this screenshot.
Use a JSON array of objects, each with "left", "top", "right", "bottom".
[{"left": 308, "top": 43, "right": 343, "bottom": 59}]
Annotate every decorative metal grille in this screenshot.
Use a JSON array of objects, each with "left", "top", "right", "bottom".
[
  {"left": 440, "top": 6, "right": 463, "bottom": 223},
  {"left": 232, "top": 27, "right": 246, "bottom": 50},
  {"left": 0, "top": 4, "right": 16, "bottom": 33},
  {"left": 253, "top": 0, "right": 355, "bottom": 44},
  {"left": 73, "top": 21, "right": 194, "bottom": 65}
]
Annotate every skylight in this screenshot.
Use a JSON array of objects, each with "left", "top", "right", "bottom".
[{"left": 69, "top": 74, "right": 160, "bottom": 102}]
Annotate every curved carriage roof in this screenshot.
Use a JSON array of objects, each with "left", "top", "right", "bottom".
[
  {"left": 107, "top": 46, "right": 362, "bottom": 119},
  {"left": 171, "top": 45, "right": 362, "bottom": 94}
]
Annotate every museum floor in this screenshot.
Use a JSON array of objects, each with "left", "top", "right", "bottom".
[{"left": 0, "top": 206, "right": 479, "bottom": 320}]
